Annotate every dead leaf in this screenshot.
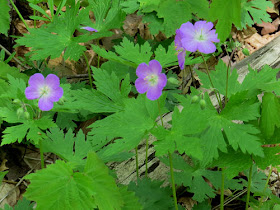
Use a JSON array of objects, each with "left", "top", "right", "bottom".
[
  {"left": 0, "top": 159, "right": 8, "bottom": 172},
  {"left": 0, "top": 183, "right": 20, "bottom": 208},
  {"left": 257, "top": 21, "right": 277, "bottom": 35}
]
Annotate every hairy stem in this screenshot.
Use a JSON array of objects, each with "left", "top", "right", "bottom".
[
  {"left": 9, "top": 0, "right": 29, "bottom": 29},
  {"left": 39, "top": 139, "right": 45, "bottom": 169},
  {"left": 259, "top": 166, "right": 273, "bottom": 208},
  {"left": 145, "top": 138, "right": 148, "bottom": 177},
  {"left": 220, "top": 168, "right": 225, "bottom": 210},
  {"left": 0, "top": 44, "right": 28, "bottom": 69},
  {"left": 135, "top": 147, "right": 139, "bottom": 178},
  {"left": 83, "top": 52, "right": 93, "bottom": 89},
  {"left": 245, "top": 163, "right": 253, "bottom": 210},
  {"left": 169, "top": 152, "right": 178, "bottom": 210}
]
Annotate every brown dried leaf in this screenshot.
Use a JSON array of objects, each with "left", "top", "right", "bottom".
[
  {"left": 0, "top": 183, "right": 20, "bottom": 208},
  {"left": 0, "top": 159, "right": 8, "bottom": 172}
]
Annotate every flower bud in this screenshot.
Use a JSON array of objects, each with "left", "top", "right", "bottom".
[
  {"left": 242, "top": 48, "right": 250, "bottom": 56},
  {"left": 24, "top": 111, "right": 30, "bottom": 120},
  {"left": 17, "top": 107, "right": 24, "bottom": 117},
  {"left": 57, "top": 96, "right": 65, "bottom": 105},
  {"left": 168, "top": 77, "right": 180, "bottom": 85},
  {"left": 191, "top": 95, "right": 199, "bottom": 104},
  {"left": 199, "top": 99, "right": 206, "bottom": 110},
  {"left": 13, "top": 99, "right": 21, "bottom": 104}
]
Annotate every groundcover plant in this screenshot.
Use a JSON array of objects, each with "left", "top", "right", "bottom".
[{"left": 1, "top": 0, "right": 280, "bottom": 209}]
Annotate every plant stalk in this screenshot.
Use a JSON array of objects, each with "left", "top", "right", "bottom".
[
  {"left": 83, "top": 52, "right": 93, "bottom": 89},
  {"left": 169, "top": 152, "right": 178, "bottom": 210},
  {"left": 8, "top": 0, "right": 29, "bottom": 29},
  {"left": 245, "top": 163, "right": 253, "bottom": 210},
  {"left": 135, "top": 147, "right": 139, "bottom": 178},
  {"left": 145, "top": 138, "right": 148, "bottom": 177},
  {"left": 220, "top": 168, "right": 225, "bottom": 210},
  {"left": 39, "top": 139, "right": 45, "bottom": 169},
  {"left": 259, "top": 166, "right": 273, "bottom": 208}
]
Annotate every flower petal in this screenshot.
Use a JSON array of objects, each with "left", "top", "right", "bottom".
[
  {"left": 38, "top": 97, "right": 54, "bottom": 111},
  {"left": 197, "top": 41, "right": 217, "bottom": 54},
  {"left": 207, "top": 30, "right": 220, "bottom": 43},
  {"left": 28, "top": 73, "right": 45, "bottom": 88},
  {"left": 194, "top": 21, "right": 213, "bottom": 32},
  {"left": 81, "top": 26, "right": 98, "bottom": 32},
  {"left": 149, "top": 60, "right": 162, "bottom": 74},
  {"left": 48, "top": 87, "right": 64, "bottom": 102},
  {"left": 157, "top": 73, "right": 167, "bottom": 89},
  {"left": 45, "top": 74, "right": 60, "bottom": 89},
  {"left": 135, "top": 78, "right": 149, "bottom": 94},
  {"left": 146, "top": 85, "right": 163, "bottom": 100},
  {"left": 182, "top": 38, "right": 198, "bottom": 52},
  {"left": 180, "top": 22, "right": 195, "bottom": 36},
  {"left": 177, "top": 50, "right": 186, "bottom": 70},
  {"left": 25, "top": 86, "right": 41, "bottom": 100},
  {"left": 136, "top": 63, "right": 150, "bottom": 78},
  {"left": 175, "top": 29, "right": 184, "bottom": 49}
]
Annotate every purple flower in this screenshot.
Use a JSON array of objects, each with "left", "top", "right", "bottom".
[
  {"left": 175, "top": 21, "right": 220, "bottom": 70},
  {"left": 25, "top": 73, "right": 63, "bottom": 111},
  {"left": 135, "top": 60, "right": 167, "bottom": 101},
  {"left": 81, "top": 26, "right": 98, "bottom": 32}
]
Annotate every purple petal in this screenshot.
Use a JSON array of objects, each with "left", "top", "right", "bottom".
[
  {"left": 180, "top": 22, "right": 195, "bottom": 36},
  {"left": 45, "top": 74, "right": 60, "bottom": 89},
  {"left": 149, "top": 60, "right": 162, "bottom": 74},
  {"left": 48, "top": 87, "right": 64, "bottom": 102},
  {"left": 157, "top": 73, "right": 167, "bottom": 89},
  {"left": 146, "top": 85, "right": 163, "bottom": 100},
  {"left": 38, "top": 97, "right": 54, "bottom": 111},
  {"left": 81, "top": 27, "right": 98, "bottom": 32},
  {"left": 28, "top": 73, "right": 45, "bottom": 88},
  {"left": 194, "top": 21, "right": 213, "bottom": 32},
  {"left": 197, "top": 41, "right": 217, "bottom": 54},
  {"left": 135, "top": 78, "right": 149, "bottom": 94},
  {"left": 25, "top": 86, "right": 41, "bottom": 100},
  {"left": 175, "top": 29, "right": 184, "bottom": 49},
  {"left": 207, "top": 30, "right": 220, "bottom": 43},
  {"left": 177, "top": 50, "right": 186, "bottom": 70},
  {"left": 136, "top": 63, "right": 150, "bottom": 78},
  {"left": 182, "top": 38, "right": 198, "bottom": 52}
]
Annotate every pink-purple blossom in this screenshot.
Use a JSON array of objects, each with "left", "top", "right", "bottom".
[
  {"left": 135, "top": 60, "right": 167, "bottom": 101},
  {"left": 25, "top": 73, "right": 63, "bottom": 111},
  {"left": 175, "top": 21, "right": 220, "bottom": 70},
  {"left": 81, "top": 26, "right": 98, "bottom": 32}
]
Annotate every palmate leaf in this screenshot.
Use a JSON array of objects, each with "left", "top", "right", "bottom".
[
  {"left": 16, "top": 4, "right": 111, "bottom": 61},
  {"left": 25, "top": 152, "right": 123, "bottom": 210},
  {"left": 42, "top": 128, "right": 91, "bottom": 166},
  {"left": 240, "top": 0, "right": 273, "bottom": 29},
  {"left": 154, "top": 42, "right": 178, "bottom": 68},
  {"left": 119, "top": 186, "right": 142, "bottom": 210},
  {"left": 0, "top": 0, "right": 10, "bottom": 36},
  {"left": 2, "top": 198, "right": 33, "bottom": 210},
  {"left": 209, "top": 0, "right": 241, "bottom": 42}
]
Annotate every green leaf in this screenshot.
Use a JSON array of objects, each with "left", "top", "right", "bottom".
[
  {"left": 154, "top": 42, "right": 177, "bottom": 68},
  {"left": 209, "top": 0, "right": 241, "bottom": 42},
  {"left": 14, "top": 198, "right": 33, "bottom": 210},
  {"left": 0, "top": 171, "right": 8, "bottom": 183},
  {"left": 260, "top": 92, "right": 280, "bottom": 139},
  {"left": 84, "top": 152, "right": 124, "bottom": 210},
  {"left": 0, "top": 0, "right": 10, "bottom": 36},
  {"left": 24, "top": 160, "right": 96, "bottom": 210},
  {"left": 119, "top": 186, "right": 142, "bottom": 210},
  {"left": 128, "top": 178, "right": 173, "bottom": 210},
  {"left": 121, "top": 0, "right": 140, "bottom": 14},
  {"left": 142, "top": 12, "right": 164, "bottom": 36},
  {"left": 240, "top": 0, "right": 273, "bottom": 29},
  {"left": 188, "top": 0, "right": 209, "bottom": 20},
  {"left": 0, "top": 62, "right": 28, "bottom": 82},
  {"left": 42, "top": 128, "right": 91, "bottom": 166},
  {"left": 254, "top": 146, "right": 280, "bottom": 170}
]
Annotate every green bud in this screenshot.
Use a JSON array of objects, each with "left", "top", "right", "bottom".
[
  {"left": 242, "top": 48, "right": 250, "bottom": 56},
  {"left": 199, "top": 99, "right": 206, "bottom": 110},
  {"left": 17, "top": 107, "right": 24, "bottom": 117},
  {"left": 168, "top": 77, "right": 180, "bottom": 85},
  {"left": 57, "top": 96, "right": 65, "bottom": 105},
  {"left": 13, "top": 99, "right": 21, "bottom": 104},
  {"left": 191, "top": 95, "right": 199, "bottom": 104},
  {"left": 24, "top": 111, "right": 30, "bottom": 120}
]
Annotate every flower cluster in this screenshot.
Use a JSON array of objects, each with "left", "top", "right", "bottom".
[
  {"left": 175, "top": 21, "right": 220, "bottom": 69},
  {"left": 135, "top": 60, "right": 167, "bottom": 101},
  {"left": 25, "top": 73, "right": 63, "bottom": 111}
]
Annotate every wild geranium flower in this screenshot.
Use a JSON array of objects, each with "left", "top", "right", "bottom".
[
  {"left": 25, "top": 73, "right": 63, "bottom": 111},
  {"left": 135, "top": 60, "right": 167, "bottom": 100},
  {"left": 81, "top": 26, "right": 98, "bottom": 32},
  {"left": 175, "top": 21, "right": 220, "bottom": 69}
]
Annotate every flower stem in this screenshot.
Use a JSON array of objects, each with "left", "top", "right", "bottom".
[
  {"left": 259, "top": 166, "right": 273, "bottom": 208},
  {"left": 135, "top": 147, "right": 139, "bottom": 178},
  {"left": 220, "top": 168, "right": 225, "bottom": 210},
  {"left": 157, "top": 100, "right": 163, "bottom": 126},
  {"left": 8, "top": 0, "right": 29, "bottom": 30},
  {"left": 169, "top": 152, "right": 178, "bottom": 210},
  {"left": 245, "top": 163, "right": 253, "bottom": 210},
  {"left": 39, "top": 139, "right": 45, "bottom": 169},
  {"left": 200, "top": 53, "right": 223, "bottom": 109},
  {"left": 145, "top": 138, "right": 148, "bottom": 178},
  {"left": 83, "top": 52, "right": 93, "bottom": 89}
]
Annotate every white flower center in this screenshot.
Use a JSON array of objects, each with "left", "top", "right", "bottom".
[
  {"left": 145, "top": 74, "right": 159, "bottom": 86},
  {"left": 195, "top": 29, "right": 207, "bottom": 41},
  {"left": 39, "top": 85, "right": 50, "bottom": 97}
]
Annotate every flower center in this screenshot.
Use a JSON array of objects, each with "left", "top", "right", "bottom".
[
  {"left": 39, "top": 85, "right": 50, "bottom": 97},
  {"left": 145, "top": 74, "right": 159, "bottom": 86},
  {"left": 195, "top": 29, "right": 207, "bottom": 41}
]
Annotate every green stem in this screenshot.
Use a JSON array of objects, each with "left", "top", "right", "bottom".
[
  {"left": 145, "top": 138, "right": 148, "bottom": 178},
  {"left": 39, "top": 139, "right": 45, "bottom": 169},
  {"left": 259, "top": 166, "right": 273, "bottom": 208},
  {"left": 225, "top": 62, "right": 230, "bottom": 106},
  {"left": 135, "top": 147, "right": 139, "bottom": 178},
  {"left": 245, "top": 163, "right": 253, "bottom": 210},
  {"left": 200, "top": 53, "right": 223, "bottom": 109},
  {"left": 169, "top": 152, "right": 178, "bottom": 210},
  {"left": 220, "top": 168, "right": 225, "bottom": 210},
  {"left": 8, "top": 0, "right": 29, "bottom": 29},
  {"left": 33, "top": 9, "right": 36, "bottom": 28},
  {"left": 83, "top": 52, "right": 93, "bottom": 89},
  {"left": 157, "top": 100, "right": 163, "bottom": 126},
  {"left": 97, "top": 39, "right": 101, "bottom": 68}
]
